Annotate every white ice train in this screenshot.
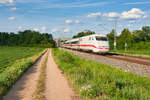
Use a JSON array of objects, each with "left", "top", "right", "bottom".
[{"left": 62, "top": 34, "right": 110, "bottom": 53}]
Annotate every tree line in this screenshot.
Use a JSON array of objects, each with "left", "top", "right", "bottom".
[
  {"left": 107, "top": 26, "right": 150, "bottom": 50},
  {"left": 0, "top": 30, "right": 55, "bottom": 48}
]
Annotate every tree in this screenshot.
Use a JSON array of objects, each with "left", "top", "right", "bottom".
[
  {"left": 73, "top": 30, "right": 95, "bottom": 38},
  {"left": 0, "top": 30, "right": 55, "bottom": 48},
  {"left": 8, "top": 32, "right": 19, "bottom": 45},
  {"left": 30, "top": 31, "right": 41, "bottom": 45},
  {"left": 0, "top": 32, "right": 9, "bottom": 45},
  {"left": 138, "top": 26, "right": 150, "bottom": 41},
  {"left": 107, "top": 29, "right": 115, "bottom": 50},
  {"left": 117, "top": 29, "right": 132, "bottom": 50}
]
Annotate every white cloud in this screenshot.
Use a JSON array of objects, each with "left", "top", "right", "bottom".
[
  {"left": 10, "top": 7, "right": 17, "bottom": 11},
  {"left": 143, "top": 15, "right": 148, "bottom": 19},
  {"left": 118, "top": 24, "right": 123, "bottom": 27},
  {"left": 120, "top": 8, "right": 145, "bottom": 19},
  {"left": 127, "top": 24, "right": 131, "bottom": 27},
  {"left": 38, "top": 2, "right": 108, "bottom": 9},
  {"left": 75, "top": 20, "right": 80, "bottom": 24},
  {"left": 41, "top": 26, "right": 46, "bottom": 33},
  {"left": 107, "top": 18, "right": 116, "bottom": 21},
  {"left": 9, "top": 0, "right": 13, "bottom": 3},
  {"left": 103, "top": 12, "right": 120, "bottom": 18},
  {"left": 67, "top": 2, "right": 108, "bottom": 8},
  {"left": 128, "top": 20, "right": 136, "bottom": 23},
  {"left": 87, "top": 12, "right": 101, "bottom": 18},
  {"left": 65, "top": 19, "right": 72, "bottom": 24},
  {"left": 138, "top": 27, "right": 143, "bottom": 30},
  {"left": 33, "top": 28, "right": 39, "bottom": 31},
  {"left": 51, "top": 28, "right": 58, "bottom": 33},
  {"left": 63, "top": 28, "right": 69, "bottom": 33},
  {"left": 15, "top": 0, "right": 46, "bottom": 3},
  {"left": 8, "top": 16, "right": 15, "bottom": 20},
  {"left": 124, "top": 2, "right": 150, "bottom": 5},
  {"left": 0, "top": 0, "right": 14, "bottom": 5},
  {"left": 64, "top": 19, "right": 80, "bottom": 25},
  {"left": 87, "top": 8, "right": 147, "bottom": 21},
  {"left": 18, "top": 26, "right": 22, "bottom": 30}
]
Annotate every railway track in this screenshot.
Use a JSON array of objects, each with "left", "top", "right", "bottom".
[
  {"left": 97, "top": 53, "right": 150, "bottom": 66},
  {"left": 64, "top": 48, "right": 150, "bottom": 66}
]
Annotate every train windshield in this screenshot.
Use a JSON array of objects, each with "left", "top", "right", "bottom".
[{"left": 96, "top": 37, "right": 108, "bottom": 41}]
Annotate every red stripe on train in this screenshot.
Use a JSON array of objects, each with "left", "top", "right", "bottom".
[{"left": 63, "top": 45, "right": 109, "bottom": 50}]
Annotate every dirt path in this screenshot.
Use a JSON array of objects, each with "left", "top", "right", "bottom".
[
  {"left": 3, "top": 51, "right": 48, "bottom": 100},
  {"left": 45, "top": 49, "right": 81, "bottom": 100},
  {"left": 3, "top": 49, "right": 80, "bottom": 100}
]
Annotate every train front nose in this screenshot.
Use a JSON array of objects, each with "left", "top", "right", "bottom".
[
  {"left": 94, "top": 36, "right": 110, "bottom": 53},
  {"left": 97, "top": 42, "right": 109, "bottom": 53},
  {"left": 99, "top": 46, "right": 109, "bottom": 52}
]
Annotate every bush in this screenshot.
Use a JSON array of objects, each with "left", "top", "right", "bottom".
[{"left": 133, "top": 42, "right": 150, "bottom": 50}]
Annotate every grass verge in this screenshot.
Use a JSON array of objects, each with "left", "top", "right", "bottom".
[
  {"left": 110, "top": 50, "right": 150, "bottom": 58},
  {"left": 52, "top": 48, "right": 150, "bottom": 100},
  {"left": 33, "top": 50, "right": 48, "bottom": 100},
  {"left": 0, "top": 49, "right": 47, "bottom": 100}
]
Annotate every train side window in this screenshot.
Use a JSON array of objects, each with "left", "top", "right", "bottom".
[
  {"left": 92, "top": 37, "right": 94, "bottom": 40},
  {"left": 89, "top": 37, "right": 91, "bottom": 40},
  {"left": 96, "top": 37, "right": 108, "bottom": 41},
  {"left": 72, "top": 41, "right": 78, "bottom": 44}
]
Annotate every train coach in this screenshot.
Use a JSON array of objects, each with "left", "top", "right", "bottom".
[{"left": 62, "top": 34, "right": 110, "bottom": 53}]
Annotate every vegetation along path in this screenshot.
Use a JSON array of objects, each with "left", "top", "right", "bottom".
[
  {"left": 3, "top": 49, "right": 80, "bottom": 100},
  {"left": 3, "top": 50, "right": 48, "bottom": 100}
]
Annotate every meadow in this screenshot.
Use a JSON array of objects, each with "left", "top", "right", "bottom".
[
  {"left": 0, "top": 46, "right": 44, "bottom": 73},
  {"left": 0, "top": 46, "right": 45, "bottom": 99},
  {"left": 52, "top": 48, "right": 150, "bottom": 100}
]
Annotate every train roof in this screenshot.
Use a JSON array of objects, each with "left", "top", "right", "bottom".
[
  {"left": 81, "top": 34, "right": 106, "bottom": 37},
  {"left": 65, "top": 38, "right": 79, "bottom": 43},
  {"left": 65, "top": 34, "right": 107, "bottom": 43}
]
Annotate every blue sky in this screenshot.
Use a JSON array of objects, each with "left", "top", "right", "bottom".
[{"left": 0, "top": 0, "right": 150, "bottom": 38}]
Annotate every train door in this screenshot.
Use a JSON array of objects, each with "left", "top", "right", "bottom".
[
  {"left": 79, "top": 38, "right": 82, "bottom": 50},
  {"left": 88, "top": 36, "right": 95, "bottom": 51}
]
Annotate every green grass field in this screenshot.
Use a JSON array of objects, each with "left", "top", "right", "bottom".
[
  {"left": 52, "top": 48, "right": 150, "bottom": 100},
  {"left": 0, "top": 46, "right": 45, "bottom": 99},
  {"left": 0, "top": 46, "right": 44, "bottom": 73}
]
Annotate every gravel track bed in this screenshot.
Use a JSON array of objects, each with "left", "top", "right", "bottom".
[{"left": 63, "top": 48, "right": 150, "bottom": 78}]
